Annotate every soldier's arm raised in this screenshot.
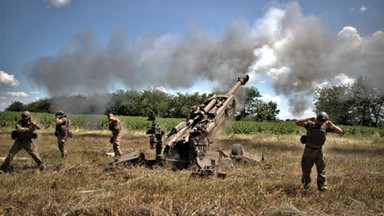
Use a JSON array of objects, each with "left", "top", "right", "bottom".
[
  {"left": 326, "top": 121, "right": 343, "bottom": 134},
  {"left": 295, "top": 117, "right": 315, "bottom": 127},
  {"left": 31, "top": 121, "right": 42, "bottom": 130},
  {"left": 16, "top": 121, "right": 31, "bottom": 132}
]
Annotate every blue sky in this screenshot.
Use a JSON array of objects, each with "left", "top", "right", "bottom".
[{"left": 1, "top": 0, "right": 383, "bottom": 119}]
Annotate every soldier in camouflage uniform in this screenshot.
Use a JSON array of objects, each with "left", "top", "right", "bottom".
[
  {"left": 295, "top": 111, "right": 343, "bottom": 191},
  {"left": 0, "top": 111, "right": 46, "bottom": 172},
  {"left": 55, "top": 110, "right": 71, "bottom": 158},
  {"left": 146, "top": 112, "right": 165, "bottom": 161},
  {"left": 107, "top": 112, "right": 123, "bottom": 158}
]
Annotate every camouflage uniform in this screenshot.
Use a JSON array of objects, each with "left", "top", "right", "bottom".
[
  {"left": 108, "top": 114, "right": 123, "bottom": 157},
  {"left": 55, "top": 111, "right": 71, "bottom": 158},
  {"left": 146, "top": 121, "right": 164, "bottom": 160},
  {"left": 301, "top": 121, "right": 335, "bottom": 190},
  {"left": 1, "top": 112, "right": 45, "bottom": 172}
]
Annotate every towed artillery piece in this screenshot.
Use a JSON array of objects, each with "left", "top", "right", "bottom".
[{"left": 114, "top": 74, "right": 259, "bottom": 176}]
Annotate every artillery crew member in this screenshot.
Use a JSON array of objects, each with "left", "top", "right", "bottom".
[
  {"left": 295, "top": 111, "right": 343, "bottom": 191},
  {"left": 107, "top": 112, "right": 123, "bottom": 158},
  {"left": 146, "top": 112, "right": 165, "bottom": 160},
  {"left": 0, "top": 111, "right": 46, "bottom": 172},
  {"left": 55, "top": 110, "right": 71, "bottom": 158}
]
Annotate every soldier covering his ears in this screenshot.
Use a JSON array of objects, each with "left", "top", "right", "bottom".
[{"left": 295, "top": 111, "right": 343, "bottom": 191}]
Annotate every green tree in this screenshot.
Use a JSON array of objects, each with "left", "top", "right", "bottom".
[
  {"left": 25, "top": 98, "right": 51, "bottom": 112},
  {"left": 235, "top": 86, "right": 280, "bottom": 121},
  {"left": 5, "top": 101, "right": 25, "bottom": 112},
  {"left": 254, "top": 101, "right": 280, "bottom": 121},
  {"left": 236, "top": 86, "right": 262, "bottom": 119},
  {"left": 137, "top": 89, "right": 170, "bottom": 117},
  {"left": 314, "top": 85, "right": 352, "bottom": 125},
  {"left": 349, "top": 77, "right": 383, "bottom": 126},
  {"left": 314, "top": 77, "right": 384, "bottom": 126}
]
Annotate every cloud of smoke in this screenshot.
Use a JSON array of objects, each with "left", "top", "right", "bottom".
[
  {"left": 250, "top": 2, "right": 384, "bottom": 116},
  {"left": 27, "top": 2, "right": 384, "bottom": 116},
  {"left": 28, "top": 21, "right": 256, "bottom": 112},
  {"left": 29, "top": 22, "right": 256, "bottom": 95}
]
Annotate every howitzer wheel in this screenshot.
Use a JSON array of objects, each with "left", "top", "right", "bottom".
[{"left": 231, "top": 143, "right": 243, "bottom": 156}]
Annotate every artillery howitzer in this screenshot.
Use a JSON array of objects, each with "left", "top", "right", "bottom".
[{"left": 114, "top": 74, "right": 258, "bottom": 175}]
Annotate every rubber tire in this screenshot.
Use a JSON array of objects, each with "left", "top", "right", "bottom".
[{"left": 231, "top": 143, "right": 243, "bottom": 156}]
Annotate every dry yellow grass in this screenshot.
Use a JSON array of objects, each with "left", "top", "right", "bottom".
[{"left": 0, "top": 130, "right": 383, "bottom": 215}]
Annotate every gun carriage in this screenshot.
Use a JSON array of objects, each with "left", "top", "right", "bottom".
[{"left": 114, "top": 74, "right": 257, "bottom": 175}]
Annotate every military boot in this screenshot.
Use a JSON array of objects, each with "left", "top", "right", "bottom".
[
  {"left": 0, "top": 165, "right": 11, "bottom": 173},
  {"left": 302, "top": 178, "right": 311, "bottom": 190},
  {"left": 38, "top": 163, "right": 46, "bottom": 171},
  {"left": 61, "top": 151, "right": 67, "bottom": 158},
  {"left": 318, "top": 185, "right": 328, "bottom": 192},
  {"left": 0, "top": 162, "right": 11, "bottom": 173}
]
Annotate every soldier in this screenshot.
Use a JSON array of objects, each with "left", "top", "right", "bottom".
[
  {"left": 295, "top": 111, "right": 343, "bottom": 191},
  {"left": 0, "top": 111, "right": 46, "bottom": 172},
  {"left": 55, "top": 110, "right": 71, "bottom": 158},
  {"left": 146, "top": 112, "right": 164, "bottom": 160},
  {"left": 107, "top": 112, "right": 123, "bottom": 158}
]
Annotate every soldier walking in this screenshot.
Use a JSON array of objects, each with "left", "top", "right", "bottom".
[
  {"left": 107, "top": 112, "right": 123, "bottom": 158},
  {"left": 295, "top": 111, "right": 343, "bottom": 191},
  {"left": 55, "top": 110, "right": 71, "bottom": 158},
  {"left": 0, "top": 111, "right": 46, "bottom": 172}
]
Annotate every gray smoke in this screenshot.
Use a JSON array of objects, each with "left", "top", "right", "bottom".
[
  {"left": 251, "top": 2, "right": 384, "bottom": 116},
  {"left": 27, "top": 2, "right": 384, "bottom": 116},
  {"left": 28, "top": 21, "right": 255, "bottom": 96}
]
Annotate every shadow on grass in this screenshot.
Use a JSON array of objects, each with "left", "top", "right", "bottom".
[
  {"left": 328, "top": 145, "right": 384, "bottom": 156},
  {"left": 218, "top": 138, "right": 303, "bottom": 152},
  {"left": 219, "top": 138, "right": 384, "bottom": 156}
]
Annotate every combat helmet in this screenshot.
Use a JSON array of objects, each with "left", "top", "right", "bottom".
[
  {"left": 55, "top": 110, "right": 65, "bottom": 116},
  {"left": 21, "top": 111, "right": 31, "bottom": 120},
  {"left": 316, "top": 111, "right": 329, "bottom": 123}
]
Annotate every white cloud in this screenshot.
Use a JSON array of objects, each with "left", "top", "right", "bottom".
[
  {"left": 155, "top": 86, "right": 168, "bottom": 93},
  {"left": 266, "top": 66, "right": 290, "bottom": 80},
  {"left": 337, "top": 26, "right": 362, "bottom": 45},
  {"left": 261, "top": 94, "right": 281, "bottom": 104},
  {"left": 6, "top": 92, "right": 29, "bottom": 97},
  {"left": 315, "top": 81, "right": 331, "bottom": 89},
  {"left": 360, "top": 5, "right": 368, "bottom": 12},
  {"left": 46, "top": 0, "right": 70, "bottom": 8},
  {"left": 0, "top": 70, "right": 20, "bottom": 87},
  {"left": 335, "top": 73, "right": 355, "bottom": 85}
]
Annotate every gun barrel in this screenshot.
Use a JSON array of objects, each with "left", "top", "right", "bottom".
[
  {"left": 226, "top": 74, "right": 249, "bottom": 96},
  {"left": 203, "top": 74, "right": 249, "bottom": 113}
]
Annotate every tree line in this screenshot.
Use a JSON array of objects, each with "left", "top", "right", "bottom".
[
  {"left": 4, "top": 87, "right": 279, "bottom": 121},
  {"left": 314, "top": 77, "right": 384, "bottom": 127},
  {"left": 5, "top": 78, "right": 383, "bottom": 126}
]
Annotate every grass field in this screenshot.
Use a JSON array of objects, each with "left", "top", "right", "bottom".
[{"left": 0, "top": 126, "right": 383, "bottom": 215}]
